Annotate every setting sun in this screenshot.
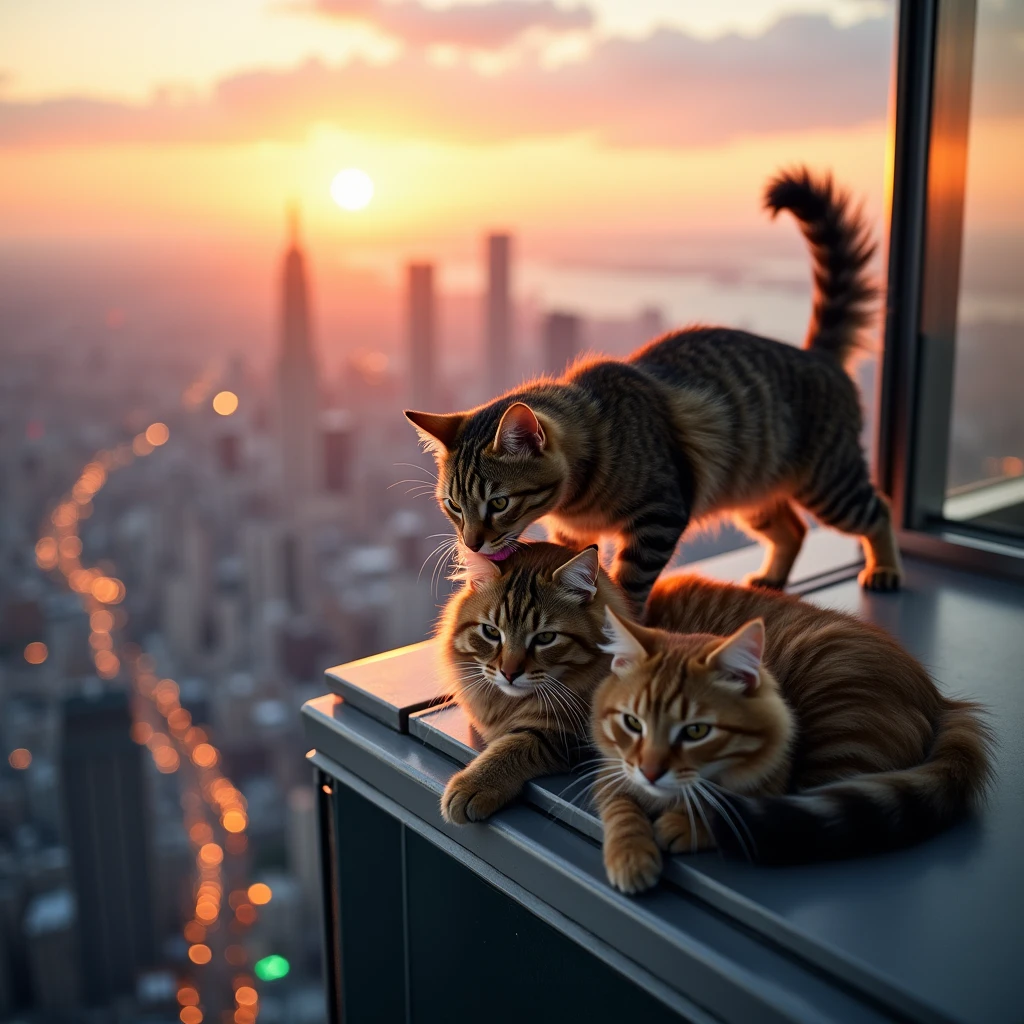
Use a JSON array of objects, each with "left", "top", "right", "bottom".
[{"left": 330, "top": 168, "right": 374, "bottom": 212}]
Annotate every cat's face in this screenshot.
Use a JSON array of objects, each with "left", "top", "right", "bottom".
[
  {"left": 405, "top": 402, "right": 566, "bottom": 559},
  {"left": 592, "top": 610, "right": 792, "bottom": 805},
  {"left": 440, "top": 544, "right": 619, "bottom": 716}
]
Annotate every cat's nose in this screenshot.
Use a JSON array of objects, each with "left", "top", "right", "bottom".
[
  {"left": 505, "top": 667, "right": 524, "bottom": 683},
  {"left": 463, "top": 529, "right": 483, "bottom": 551},
  {"left": 640, "top": 761, "right": 666, "bottom": 784},
  {"left": 467, "top": 538, "right": 483, "bottom": 551}
]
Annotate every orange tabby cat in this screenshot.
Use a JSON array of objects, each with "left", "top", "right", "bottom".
[{"left": 592, "top": 577, "right": 992, "bottom": 892}]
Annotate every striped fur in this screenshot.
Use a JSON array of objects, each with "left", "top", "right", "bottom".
[
  {"left": 589, "top": 572, "right": 993, "bottom": 889},
  {"left": 407, "top": 167, "right": 902, "bottom": 613},
  {"left": 436, "top": 543, "right": 629, "bottom": 825}
]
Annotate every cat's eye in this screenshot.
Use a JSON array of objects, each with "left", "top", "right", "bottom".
[
  {"left": 622, "top": 713, "right": 643, "bottom": 734},
  {"left": 445, "top": 497, "right": 462, "bottom": 515},
  {"left": 682, "top": 723, "right": 712, "bottom": 742},
  {"left": 489, "top": 496, "right": 509, "bottom": 512},
  {"left": 480, "top": 623, "right": 501, "bottom": 641},
  {"left": 534, "top": 631, "right": 557, "bottom": 646}
]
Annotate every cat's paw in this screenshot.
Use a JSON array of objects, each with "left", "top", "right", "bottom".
[
  {"left": 440, "top": 769, "right": 508, "bottom": 825},
  {"left": 858, "top": 565, "right": 903, "bottom": 592},
  {"left": 654, "top": 810, "right": 713, "bottom": 854},
  {"left": 604, "top": 836, "right": 662, "bottom": 894},
  {"left": 743, "top": 573, "right": 785, "bottom": 591}
]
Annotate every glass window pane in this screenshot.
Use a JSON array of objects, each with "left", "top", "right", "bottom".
[{"left": 944, "top": 1, "right": 1024, "bottom": 539}]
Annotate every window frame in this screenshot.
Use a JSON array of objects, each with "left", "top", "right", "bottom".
[{"left": 877, "top": 0, "right": 1024, "bottom": 582}]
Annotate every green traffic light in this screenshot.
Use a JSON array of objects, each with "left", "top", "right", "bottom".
[{"left": 253, "top": 954, "right": 290, "bottom": 981}]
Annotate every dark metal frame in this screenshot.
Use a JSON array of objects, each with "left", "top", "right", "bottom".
[{"left": 878, "top": 0, "right": 1024, "bottom": 580}]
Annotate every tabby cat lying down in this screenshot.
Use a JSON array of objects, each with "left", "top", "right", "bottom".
[
  {"left": 438, "top": 544, "right": 991, "bottom": 891},
  {"left": 408, "top": 168, "right": 901, "bottom": 613}
]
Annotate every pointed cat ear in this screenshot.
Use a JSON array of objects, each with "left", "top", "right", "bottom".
[
  {"left": 452, "top": 545, "right": 501, "bottom": 589},
  {"left": 552, "top": 545, "right": 599, "bottom": 603},
  {"left": 601, "top": 607, "right": 651, "bottom": 676},
  {"left": 706, "top": 618, "right": 764, "bottom": 694},
  {"left": 404, "top": 410, "right": 465, "bottom": 453},
  {"left": 493, "top": 403, "right": 545, "bottom": 456}
]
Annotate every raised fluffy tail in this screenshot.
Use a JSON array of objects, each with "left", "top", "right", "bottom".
[
  {"left": 765, "top": 166, "right": 877, "bottom": 365},
  {"left": 711, "top": 700, "right": 993, "bottom": 866}
]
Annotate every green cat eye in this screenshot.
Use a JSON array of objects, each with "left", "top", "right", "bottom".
[
  {"left": 683, "top": 723, "right": 712, "bottom": 742},
  {"left": 623, "top": 713, "right": 643, "bottom": 734},
  {"left": 534, "top": 631, "right": 557, "bottom": 645},
  {"left": 480, "top": 623, "right": 501, "bottom": 641},
  {"left": 445, "top": 497, "right": 462, "bottom": 514},
  {"left": 489, "top": 496, "right": 509, "bottom": 512}
]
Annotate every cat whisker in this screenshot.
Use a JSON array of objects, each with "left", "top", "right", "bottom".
[
  {"left": 702, "top": 780, "right": 758, "bottom": 852},
  {"left": 694, "top": 781, "right": 755, "bottom": 862},
  {"left": 682, "top": 788, "right": 699, "bottom": 855},
  {"left": 393, "top": 461, "right": 438, "bottom": 482}
]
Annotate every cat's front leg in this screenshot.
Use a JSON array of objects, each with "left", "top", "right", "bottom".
[
  {"left": 612, "top": 505, "right": 689, "bottom": 614},
  {"left": 441, "top": 727, "right": 569, "bottom": 825},
  {"left": 654, "top": 807, "right": 716, "bottom": 855},
  {"left": 597, "top": 791, "right": 662, "bottom": 894}
]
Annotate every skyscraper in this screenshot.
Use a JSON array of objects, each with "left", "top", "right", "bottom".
[
  {"left": 486, "top": 233, "right": 512, "bottom": 395},
  {"left": 407, "top": 262, "right": 436, "bottom": 410},
  {"left": 60, "top": 690, "right": 155, "bottom": 1007},
  {"left": 277, "top": 208, "right": 321, "bottom": 500},
  {"left": 543, "top": 311, "right": 580, "bottom": 376}
]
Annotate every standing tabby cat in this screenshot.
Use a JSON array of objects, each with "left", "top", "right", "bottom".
[
  {"left": 437, "top": 543, "right": 621, "bottom": 825},
  {"left": 406, "top": 168, "right": 902, "bottom": 612},
  {"left": 592, "top": 576, "right": 992, "bottom": 892}
]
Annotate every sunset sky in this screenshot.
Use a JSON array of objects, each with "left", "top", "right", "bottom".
[{"left": 0, "top": 0, "right": 1020, "bottom": 327}]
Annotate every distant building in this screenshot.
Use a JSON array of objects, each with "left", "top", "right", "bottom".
[
  {"left": 277, "top": 208, "right": 321, "bottom": 500},
  {"left": 407, "top": 263, "right": 436, "bottom": 410},
  {"left": 543, "top": 311, "right": 580, "bottom": 376},
  {"left": 60, "top": 690, "right": 155, "bottom": 1007},
  {"left": 24, "top": 887, "right": 81, "bottom": 1014},
  {"left": 321, "top": 409, "right": 353, "bottom": 494},
  {"left": 486, "top": 233, "right": 512, "bottom": 395}
]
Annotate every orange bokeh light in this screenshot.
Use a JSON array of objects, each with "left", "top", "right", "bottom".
[
  {"left": 168, "top": 708, "right": 192, "bottom": 731},
  {"left": 234, "top": 986, "right": 258, "bottom": 1007},
  {"left": 189, "top": 822, "right": 214, "bottom": 845},
  {"left": 8, "top": 749, "right": 32, "bottom": 770},
  {"left": 234, "top": 904, "right": 257, "bottom": 926},
  {"left": 191, "top": 742, "right": 218, "bottom": 768},
  {"left": 222, "top": 810, "right": 247, "bottom": 833},
  {"left": 179, "top": 1006, "right": 203, "bottom": 1024},
  {"left": 132, "top": 433, "right": 154, "bottom": 456},
  {"left": 153, "top": 746, "right": 180, "bottom": 773},
  {"left": 225, "top": 944, "right": 247, "bottom": 966},
  {"left": 131, "top": 721, "right": 154, "bottom": 745},
  {"left": 90, "top": 609, "right": 115, "bottom": 631},
  {"left": 90, "top": 632, "right": 114, "bottom": 650},
  {"left": 91, "top": 576, "right": 125, "bottom": 604},
  {"left": 177, "top": 986, "right": 199, "bottom": 1006},
  {"left": 212, "top": 391, "right": 239, "bottom": 416},
  {"left": 199, "top": 842, "right": 224, "bottom": 866},
  {"left": 94, "top": 649, "right": 121, "bottom": 679},
  {"left": 23, "top": 642, "right": 48, "bottom": 665},
  {"left": 59, "top": 535, "right": 83, "bottom": 559},
  {"left": 247, "top": 883, "right": 272, "bottom": 906},
  {"left": 234, "top": 1009, "right": 256, "bottom": 1024},
  {"left": 146, "top": 422, "right": 170, "bottom": 446},
  {"left": 35, "top": 537, "right": 59, "bottom": 570},
  {"left": 183, "top": 920, "right": 206, "bottom": 943},
  {"left": 188, "top": 943, "right": 212, "bottom": 965}
]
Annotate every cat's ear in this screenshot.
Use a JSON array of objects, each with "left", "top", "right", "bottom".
[
  {"left": 452, "top": 545, "right": 501, "bottom": 589},
  {"left": 493, "top": 403, "right": 545, "bottom": 456},
  {"left": 404, "top": 410, "right": 465, "bottom": 454},
  {"left": 706, "top": 618, "right": 764, "bottom": 694},
  {"left": 552, "top": 545, "right": 599, "bottom": 603},
  {"left": 601, "top": 607, "right": 651, "bottom": 676}
]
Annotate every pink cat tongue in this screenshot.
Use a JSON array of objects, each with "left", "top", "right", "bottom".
[{"left": 483, "top": 547, "right": 515, "bottom": 562}]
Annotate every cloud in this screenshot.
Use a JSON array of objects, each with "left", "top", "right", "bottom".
[
  {"left": 7, "top": 9, "right": 1017, "bottom": 152},
  {"left": 300, "top": 0, "right": 593, "bottom": 50}
]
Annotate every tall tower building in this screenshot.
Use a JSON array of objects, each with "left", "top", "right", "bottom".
[
  {"left": 485, "top": 233, "right": 512, "bottom": 395},
  {"left": 407, "top": 262, "right": 436, "bottom": 410},
  {"left": 60, "top": 690, "right": 155, "bottom": 1007},
  {"left": 543, "top": 311, "right": 580, "bottom": 376},
  {"left": 277, "top": 208, "right": 321, "bottom": 500}
]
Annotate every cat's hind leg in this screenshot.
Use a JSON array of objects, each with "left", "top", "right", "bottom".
[
  {"left": 797, "top": 455, "right": 903, "bottom": 591},
  {"left": 736, "top": 498, "right": 808, "bottom": 590}
]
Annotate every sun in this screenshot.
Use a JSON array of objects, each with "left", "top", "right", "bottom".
[{"left": 330, "top": 168, "right": 374, "bottom": 211}]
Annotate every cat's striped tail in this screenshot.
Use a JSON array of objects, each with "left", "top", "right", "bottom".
[
  {"left": 709, "top": 699, "right": 993, "bottom": 865},
  {"left": 764, "top": 167, "right": 877, "bottom": 366}
]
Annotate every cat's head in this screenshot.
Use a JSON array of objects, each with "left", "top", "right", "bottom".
[
  {"left": 405, "top": 401, "right": 567, "bottom": 560},
  {"left": 592, "top": 609, "right": 793, "bottom": 805},
  {"left": 439, "top": 543, "right": 627, "bottom": 725}
]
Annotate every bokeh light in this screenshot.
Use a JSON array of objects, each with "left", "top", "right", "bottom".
[
  {"left": 212, "top": 391, "right": 239, "bottom": 416},
  {"left": 177, "top": 986, "right": 199, "bottom": 1006},
  {"left": 247, "top": 882, "right": 272, "bottom": 905},
  {"left": 331, "top": 168, "right": 375, "bottom": 211},
  {"left": 179, "top": 1006, "right": 203, "bottom": 1024},
  {"left": 234, "top": 986, "right": 258, "bottom": 1007},
  {"left": 146, "top": 422, "right": 170, "bottom": 446},
  {"left": 199, "top": 842, "right": 224, "bottom": 866},
  {"left": 8, "top": 749, "right": 32, "bottom": 770},
  {"left": 253, "top": 954, "right": 290, "bottom": 981},
  {"left": 23, "top": 642, "right": 48, "bottom": 665},
  {"left": 188, "top": 943, "right": 212, "bottom": 965}
]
